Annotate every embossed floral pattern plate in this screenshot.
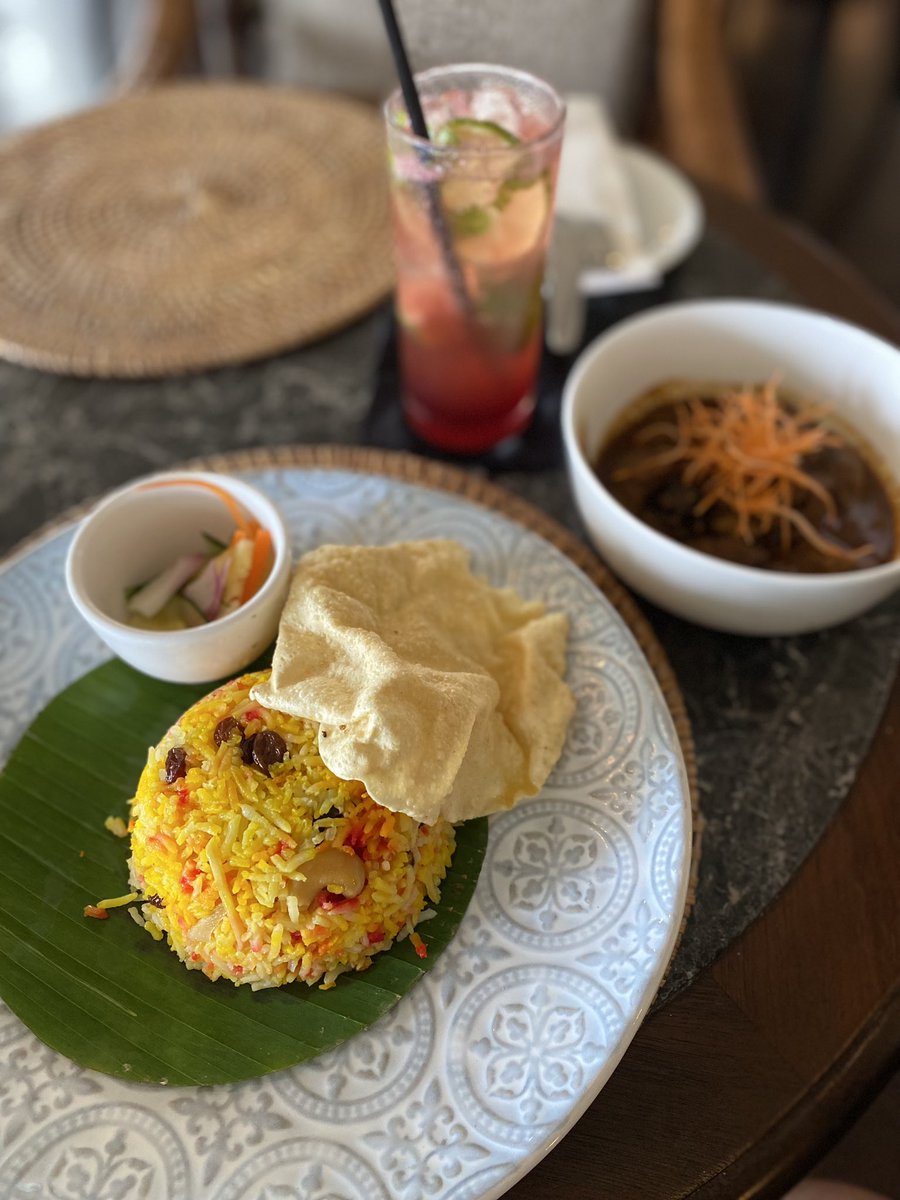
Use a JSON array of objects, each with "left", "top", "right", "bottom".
[{"left": 0, "top": 467, "right": 692, "bottom": 1200}]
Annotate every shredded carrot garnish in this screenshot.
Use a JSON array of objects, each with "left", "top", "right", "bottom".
[
  {"left": 83, "top": 905, "right": 109, "bottom": 920},
  {"left": 138, "top": 478, "right": 255, "bottom": 537},
  {"left": 240, "top": 528, "right": 273, "bottom": 604},
  {"left": 614, "top": 379, "right": 874, "bottom": 562}
]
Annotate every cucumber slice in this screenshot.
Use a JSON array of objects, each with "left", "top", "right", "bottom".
[{"left": 126, "top": 595, "right": 206, "bottom": 632}]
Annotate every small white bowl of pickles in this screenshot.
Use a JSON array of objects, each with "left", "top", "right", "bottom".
[
  {"left": 562, "top": 300, "right": 900, "bottom": 635},
  {"left": 65, "top": 471, "right": 292, "bottom": 682}
]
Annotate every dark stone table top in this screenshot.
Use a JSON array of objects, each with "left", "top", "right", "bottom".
[{"left": 2, "top": 221, "right": 898, "bottom": 1000}]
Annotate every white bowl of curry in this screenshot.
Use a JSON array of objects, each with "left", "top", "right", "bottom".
[{"left": 562, "top": 300, "right": 900, "bottom": 635}]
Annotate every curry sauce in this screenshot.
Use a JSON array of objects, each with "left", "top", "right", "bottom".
[{"left": 595, "top": 382, "right": 896, "bottom": 573}]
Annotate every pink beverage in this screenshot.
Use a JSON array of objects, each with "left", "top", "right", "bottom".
[{"left": 384, "top": 64, "right": 565, "bottom": 453}]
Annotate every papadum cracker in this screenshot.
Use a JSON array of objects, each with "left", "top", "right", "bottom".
[{"left": 251, "top": 540, "right": 574, "bottom": 824}]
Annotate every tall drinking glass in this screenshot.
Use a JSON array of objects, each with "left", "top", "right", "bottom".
[{"left": 384, "top": 64, "right": 565, "bottom": 453}]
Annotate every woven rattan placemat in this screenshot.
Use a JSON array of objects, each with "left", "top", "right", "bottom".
[{"left": 0, "top": 83, "right": 393, "bottom": 377}]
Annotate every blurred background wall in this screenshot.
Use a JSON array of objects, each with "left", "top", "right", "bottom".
[{"left": 728, "top": 0, "right": 899, "bottom": 303}]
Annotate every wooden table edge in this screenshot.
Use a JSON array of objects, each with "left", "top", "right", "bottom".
[
  {"left": 632, "top": 190, "right": 898, "bottom": 1196},
  {"left": 699, "top": 983, "right": 900, "bottom": 1199},
  {"left": 694, "top": 666, "right": 900, "bottom": 1198},
  {"left": 697, "top": 182, "right": 900, "bottom": 347},
  {"left": 511, "top": 662, "right": 900, "bottom": 1199},
  {"left": 671, "top": 189, "right": 900, "bottom": 1196}
]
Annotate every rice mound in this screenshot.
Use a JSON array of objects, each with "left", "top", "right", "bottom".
[{"left": 128, "top": 669, "right": 455, "bottom": 989}]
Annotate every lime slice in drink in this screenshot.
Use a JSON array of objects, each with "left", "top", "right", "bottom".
[
  {"left": 434, "top": 119, "right": 550, "bottom": 265},
  {"left": 437, "top": 119, "right": 521, "bottom": 212},
  {"left": 457, "top": 176, "right": 550, "bottom": 266},
  {"left": 434, "top": 118, "right": 520, "bottom": 150}
]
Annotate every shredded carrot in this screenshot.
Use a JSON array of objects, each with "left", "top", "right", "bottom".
[
  {"left": 83, "top": 905, "right": 109, "bottom": 920},
  {"left": 409, "top": 931, "right": 428, "bottom": 959},
  {"left": 613, "top": 379, "right": 874, "bottom": 562},
  {"left": 138, "top": 478, "right": 254, "bottom": 536},
  {"left": 240, "top": 528, "right": 272, "bottom": 604}
]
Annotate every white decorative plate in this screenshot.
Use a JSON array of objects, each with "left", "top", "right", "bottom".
[{"left": 0, "top": 467, "right": 692, "bottom": 1200}]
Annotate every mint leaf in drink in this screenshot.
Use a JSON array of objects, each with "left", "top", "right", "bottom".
[
  {"left": 476, "top": 275, "right": 544, "bottom": 350},
  {"left": 449, "top": 206, "right": 494, "bottom": 238},
  {"left": 496, "top": 167, "right": 552, "bottom": 210}
]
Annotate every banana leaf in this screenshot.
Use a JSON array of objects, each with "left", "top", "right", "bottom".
[{"left": 0, "top": 660, "right": 487, "bottom": 1086}]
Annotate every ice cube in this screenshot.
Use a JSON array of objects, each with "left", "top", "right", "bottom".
[{"left": 470, "top": 88, "right": 523, "bottom": 137}]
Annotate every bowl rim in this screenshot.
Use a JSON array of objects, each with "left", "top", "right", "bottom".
[
  {"left": 64, "top": 470, "right": 291, "bottom": 643},
  {"left": 561, "top": 297, "right": 900, "bottom": 591}
]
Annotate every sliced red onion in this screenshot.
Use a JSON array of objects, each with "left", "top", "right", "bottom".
[
  {"left": 182, "top": 556, "right": 228, "bottom": 620},
  {"left": 127, "top": 553, "right": 207, "bottom": 619}
]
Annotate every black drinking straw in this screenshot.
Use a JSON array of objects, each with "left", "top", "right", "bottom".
[
  {"left": 377, "top": 0, "right": 473, "bottom": 316},
  {"left": 378, "top": 0, "right": 429, "bottom": 139}
]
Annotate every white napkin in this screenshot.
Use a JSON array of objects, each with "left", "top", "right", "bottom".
[
  {"left": 545, "top": 94, "right": 661, "bottom": 351},
  {"left": 557, "top": 97, "right": 642, "bottom": 254}
]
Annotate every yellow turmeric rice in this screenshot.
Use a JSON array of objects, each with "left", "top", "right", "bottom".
[{"left": 127, "top": 669, "right": 455, "bottom": 989}]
